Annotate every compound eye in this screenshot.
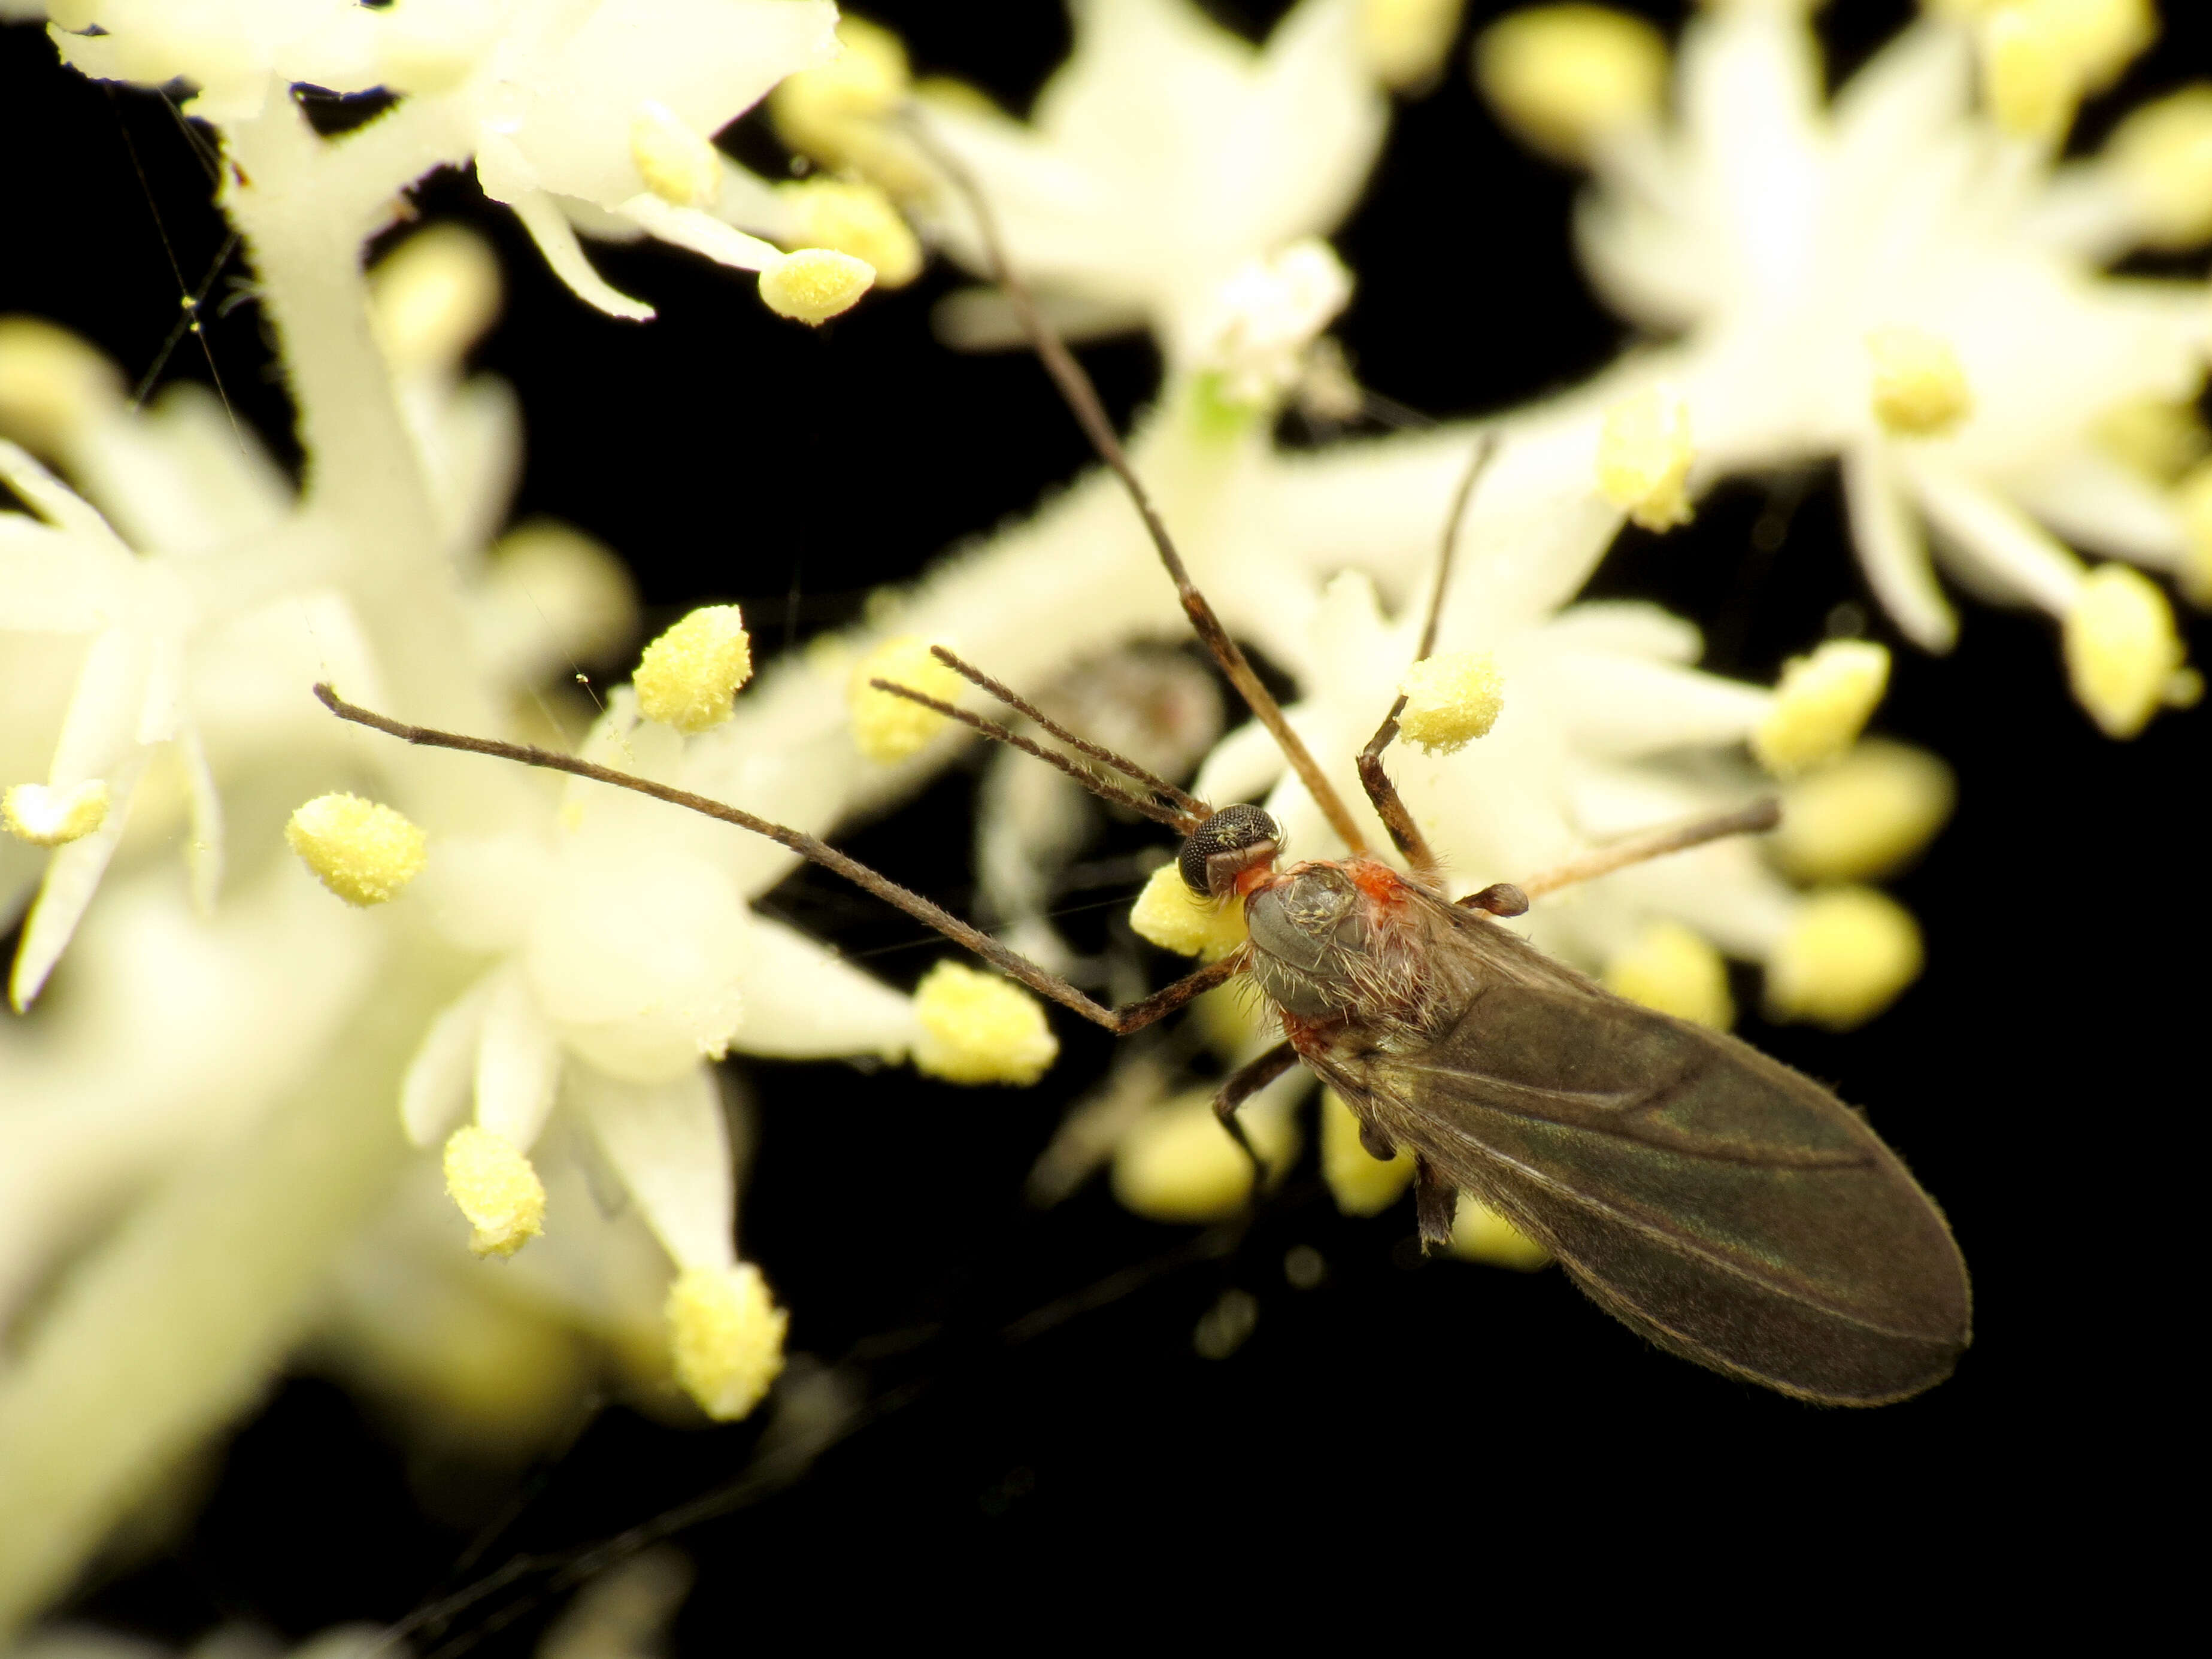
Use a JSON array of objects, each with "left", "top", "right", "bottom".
[{"left": 1177, "top": 802, "right": 1284, "bottom": 899}]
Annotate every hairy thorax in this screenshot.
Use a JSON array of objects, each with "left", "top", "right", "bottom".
[{"left": 1242, "top": 859, "right": 1469, "bottom": 1058}]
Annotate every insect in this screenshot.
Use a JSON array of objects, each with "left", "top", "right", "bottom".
[{"left": 316, "top": 137, "right": 1970, "bottom": 1407}]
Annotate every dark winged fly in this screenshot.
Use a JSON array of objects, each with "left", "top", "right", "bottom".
[{"left": 316, "top": 125, "right": 1970, "bottom": 1406}]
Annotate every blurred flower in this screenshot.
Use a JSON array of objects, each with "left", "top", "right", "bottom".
[
  {"left": 49, "top": 0, "right": 384, "bottom": 121},
  {"left": 53, "top": 0, "right": 856, "bottom": 323},
  {"left": 916, "top": 0, "right": 1388, "bottom": 371},
  {"left": 1485, "top": 1, "right": 2210, "bottom": 731},
  {"left": 1184, "top": 408, "right": 1917, "bottom": 1027}
]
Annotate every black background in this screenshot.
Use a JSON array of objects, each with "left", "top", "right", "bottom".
[{"left": 4, "top": 0, "right": 2204, "bottom": 1641}]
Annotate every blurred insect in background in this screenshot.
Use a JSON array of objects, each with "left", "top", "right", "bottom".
[
  {"left": 973, "top": 644, "right": 1222, "bottom": 982},
  {"left": 318, "top": 137, "right": 1969, "bottom": 1406}
]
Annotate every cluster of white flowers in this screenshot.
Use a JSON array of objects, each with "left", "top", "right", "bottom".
[{"left": 0, "top": 0, "right": 2204, "bottom": 1637}]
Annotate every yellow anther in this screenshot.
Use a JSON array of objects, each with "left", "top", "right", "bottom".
[
  {"left": 1752, "top": 639, "right": 1890, "bottom": 778},
  {"left": 1398, "top": 650, "right": 1507, "bottom": 754},
  {"left": 666, "top": 1262, "right": 787, "bottom": 1421},
  {"left": 1129, "top": 861, "right": 1251, "bottom": 960},
  {"left": 1764, "top": 887, "right": 1924, "bottom": 1030},
  {"left": 2062, "top": 562, "right": 2185, "bottom": 738},
  {"left": 634, "top": 605, "right": 753, "bottom": 734},
  {"left": 912, "top": 960, "right": 1058, "bottom": 1085},
  {"left": 1111, "top": 1090, "right": 1299, "bottom": 1224},
  {"left": 1449, "top": 1195, "right": 1550, "bottom": 1270},
  {"left": 2028, "top": 0, "right": 2156, "bottom": 93},
  {"left": 1596, "top": 385, "right": 1695, "bottom": 530},
  {"left": 913, "top": 76, "right": 1001, "bottom": 120},
  {"left": 768, "top": 14, "right": 911, "bottom": 175},
  {"left": 1320, "top": 1088, "right": 1414, "bottom": 1216},
  {"left": 2095, "top": 395, "right": 2210, "bottom": 484},
  {"left": 285, "top": 791, "right": 429, "bottom": 906},
  {"left": 1867, "top": 325, "right": 1974, "bottom": 435},
  {"left": 443, "top": 1124, "right": 547, "bottom": 1258},
  {"left": 368, "top": 223, "right": 502, "bottom": 377},
  {"left": 2175, "top": 460, "right": 2212, "bottom": 608},
  {"left": 2, "top": 779, "right": 109, "bottom": 847},
  {"left": 758, "top": 248, "right": 875, "bottom": 325},
  {"left": 0, "top": 316, "right": 121, "bottom": 450},
  {"left": 778, "top": 178, "right": 923, "bottom": 288},
  {"left": 1361, "top": 0, "right": 1468, "bottom": 90},
  {"left": 631, "top": 100, "right": 723, "bottom": 208},
  {"left": 1602, "top": 919, "right": 1734, "bottom": 1030},
  {"left": 848, "top": 635, "right": 963, "bottom": 761},
  {"left": 1474, "top": 5, "right": 1669, "bottom": 165},
  {"left": 1978, "top": 7, "right": 2079, "bottom": 142},
  {"left": 2105, "top": 84, "right": 2212, "bottom": 251},
  {"left": 1772, "top": 740, "right": 1956, "bottom": 883}
]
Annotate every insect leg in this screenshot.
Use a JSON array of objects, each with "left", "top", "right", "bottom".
[
  {"left": 1355, "top": 713, "right": 1438, "bottom": 878},
  {"left": 1210, "top": 1040, "right": 1298, "bottom": 1183},
  {"left": 904, "top": 114, "right": 1374, "bottom": 859},
  {"left": 1514, "top": 798, "right": 1783, "bottom": 900},
  {"left": 1106, "top": 954, "right": 1246, "bottom": 1035},
  {"left": 1413, "top": 1160, "right": 1458, "bottom": 1249},
  {"left": 1354, "top": 437, "right": 1498, "bottom": 882},
  {"left": 314, "top": 686, "right": 1234, "bottom": 1038}
]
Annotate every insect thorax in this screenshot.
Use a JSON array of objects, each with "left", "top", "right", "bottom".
[{"left": 1244, "top": 860, "right": 1459, "bottom": 1042}]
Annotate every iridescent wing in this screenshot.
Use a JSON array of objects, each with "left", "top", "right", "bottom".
[{"left": 1342, "top": 907, "right": 1971, "bottom": 1406}]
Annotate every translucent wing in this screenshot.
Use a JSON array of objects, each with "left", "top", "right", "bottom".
[{"left": 1344, "top": 912, "right": 1971, "bottom": 1405}]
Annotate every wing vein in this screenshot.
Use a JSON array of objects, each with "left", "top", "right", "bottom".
[{"left": 1434, "top": 1131, "right": 1941, "bottom": 1341}]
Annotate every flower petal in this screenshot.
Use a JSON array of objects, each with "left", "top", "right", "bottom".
[
  {"left": 402, "top": 976, "right": 497, "bottom": 1149},
  {"left": 176, "top": 721, "right": 224, "bottom": 917},
  {"left": 474, "top": 968, "right": 563, "bottom": 1151},
  {"left": 8, "top": 747, "right": 151, "bottom": 1011},
  {"left": 570, "top": 1063, "right": 734, "bottom": 1272},
  {"left": 1841, "top": 444, "right": 1958, "bottom": 653}
]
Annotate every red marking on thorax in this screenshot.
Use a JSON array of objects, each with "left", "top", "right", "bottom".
[
  {"left": 1345, "top": 857, "right": 1412, "bottom": 909},
  {"left": 1232, "top": 862, "right": 1274, "bottom": 899},
  {"left": 1276, "top": 1006, "right": 1334, "bottom": 1056},
  {"left": 1241, "top": 854, "right": 1413, "bottom": 906}
]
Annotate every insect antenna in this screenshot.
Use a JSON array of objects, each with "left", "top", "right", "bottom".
[
  {"left": 905, "top": 113, "right": 1373, "bottom": 858},
  {"left": 311, "top": 684, "right": 1244, "bottom": 1035},
  {"left": 863, "top": 672, "right": 1202, "bottom": 834},
  {"left": 925, "top": 645, "right": 1208, "bottom": 822}
]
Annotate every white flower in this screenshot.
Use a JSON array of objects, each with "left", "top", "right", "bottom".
[
  {"left": 918, "top": 0, "right": 1387, "bottom": 368},
  {"left": 0, "top": 234, "right": 537, "bottom": 1006},
  {"left": 390, "top": 685, "right": 927, "bottom": 1349},
  {"left": 1524, "top": 3, "right": 2208, "bottom": 728},
  {"left": 1199, "top": 411, "right": 1915, "bottom": 1026},
  {"left": 49, "top": 0, "right": 383, "bottom": 121},
  {"left": 1189, "top": 238, "right": 1356, "bottom": 410},
  {"left": 464, "top": 0, "right": 844, "bottom": 320},
  {"left": 0, "top": 859, "right": 380, "bottom": 1335},
  {"left": 0, "top": 442, "right": 231, "bottom": 1009},
  {"left": 53, "top": 0, "right": 847, "bottom": 322}
]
